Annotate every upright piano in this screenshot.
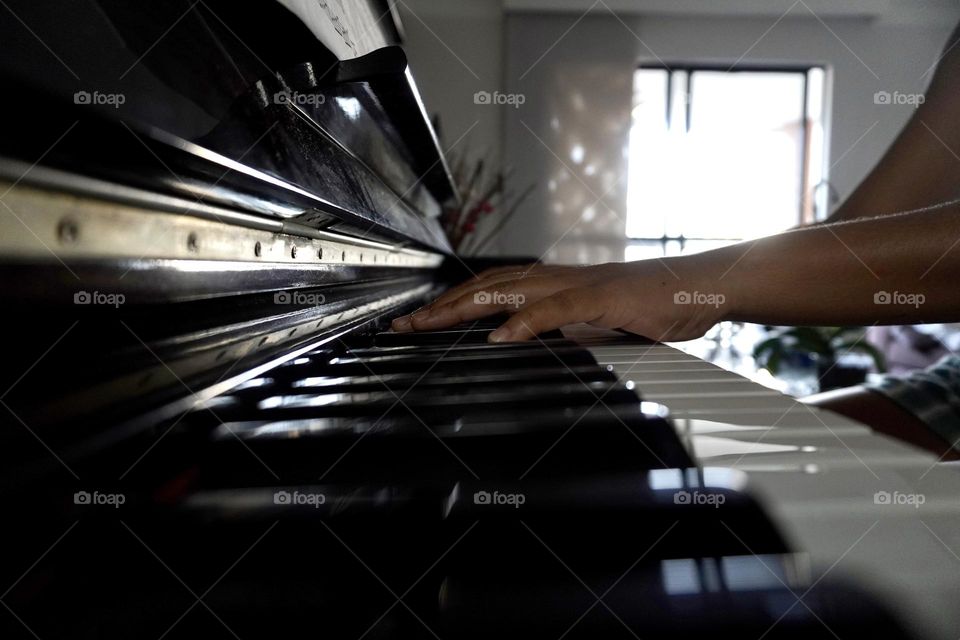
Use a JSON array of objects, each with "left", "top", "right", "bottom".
[{"left": 1, "top": 1, "right": 959, "bottom": 639}]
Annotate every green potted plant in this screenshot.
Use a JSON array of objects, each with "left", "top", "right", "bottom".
[{"left": 753, "top": 326, "right": 887, "bottom": 391}]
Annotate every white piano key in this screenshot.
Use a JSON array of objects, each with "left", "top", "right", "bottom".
[
  {"left": 566, "top": 324, "right": 960, "bottom": 640},
  {"left": 746, "top": 466, "right": 960, "bottom": 640},
  {"left": 666, "top": 407, "right": 861, "bottom": 428},
  {"left": 577, "top": 335, "right": 866, "bottom": 427},
  {"left": 690, "top": 433, "right": 934, "bottom": 469},
  {"left": 610, "top": 372, "right": 767, "bottom": 387},
  {"left": 641, "top": 392, "right": 797, "bottom": 413},
  {"left": 602, "top": 360, "right": 721, "bottom": 371},
  {"left": 675, "top": 418, "right": 872, "bottom": 436}
]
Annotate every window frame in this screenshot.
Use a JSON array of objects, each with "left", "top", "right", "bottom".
[{"left": 626, "top": 62, "right": 826, "bottom": 252}]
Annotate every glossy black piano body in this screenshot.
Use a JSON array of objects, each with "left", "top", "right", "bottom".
[{"left": 0, "top": 1, "right": 915, "bottom": 638}]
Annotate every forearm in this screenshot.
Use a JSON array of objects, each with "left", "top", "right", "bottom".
[
  {"left": 394, "top": 202, "right": 960, "bottom": 343},
  {"left": 696, "top": 204, "right": 960, "bottom": 325}
]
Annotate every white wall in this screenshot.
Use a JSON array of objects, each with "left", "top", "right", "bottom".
[
  {"left": 503, "top": 0, "right": 958, "bottom": 25},
  {"left": 397, "top": 3, "right": 959, "bottom": 261},
  {"left": 397, "top": 0, "right": 506, "bottom": 167},
  {"left": 501, "top": 12, "right": 958, "bottom": 262}
]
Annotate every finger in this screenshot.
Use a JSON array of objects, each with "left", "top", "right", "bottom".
[
  {"left": 444, "top": 261, "right": 573, "bottom": 298},
  {"left": 432, "top": 264, "right": 582, "bottom": 310},
  {"left": 391, "top": 314, "right": 415, "bottom": 332},
  {"left": 391, "top": 273, "right": 530, "bottom": 332},
  {"left": 430, "top": 271, "right": 534, "bottom": 308},
  {"left": 390, "top": 264, "right": 589, "bottom": 332},
  {"left": 409, "top": 278, "right": 566, "bottom": 331},
  {"left": 488, "top": 287, "right": 604, "bottom": 343},
  {"left": 473, "top": 263, "right": 543, "bottom": 280},
  {"left": 392, "top": 267, "right": 561, "bottom": 332}
]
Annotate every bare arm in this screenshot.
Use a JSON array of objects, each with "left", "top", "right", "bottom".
[
  {"left": 392, "top": 23, "right": 960, "bottom": 342},
  {"left": 719, "top": 204, "right": 960, "bottom": 326},
  {"left": 826, "top": 22, "right": 960, "bottom": 222},
  {"left": 393, "top": 203, "right": 960, "bottom": 342}
]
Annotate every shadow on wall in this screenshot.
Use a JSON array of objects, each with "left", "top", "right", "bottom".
[
  {"left": 497, "top": 11, "right": 956, "bottom": 263},
  {"left": 502, "top": 14, "right": 638, "bottom": 263}
]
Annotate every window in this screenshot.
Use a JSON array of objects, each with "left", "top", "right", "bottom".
[{"left": 625, "top": 65, "right": 827, "bottom": 260}]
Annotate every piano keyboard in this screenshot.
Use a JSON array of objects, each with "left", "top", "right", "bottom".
[
  {"left": 562, "top": 325, "right": 960, "bottom": 640},
  {"left": 176, "top": 318, "right": 693, "bottom": 485},
  {"left": 9, "top": 5, "right": 954, "bottom": 632},
  {"left": 4, "top": 314, "right": 954, "bottom": 639},
  {"left": 110, "top": 320, "right": 948, "bottom": 639}
]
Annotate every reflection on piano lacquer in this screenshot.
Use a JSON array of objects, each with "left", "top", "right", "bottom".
[{"left": 0, "top": 1, "right": 956, "bottom": 638}]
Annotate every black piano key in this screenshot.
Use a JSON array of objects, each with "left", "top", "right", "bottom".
[
  {"left": 312, "top": 353, "right": 597, "bottom": 377},
  {"left": 198, "top": 401, "right": 690, "bottom": 484},
  {"left": 342, "top": 339, "right": 581, "bottom": 357},
  {"left": 211, "top": 401, "right": 658, "bottom": 441},
  {"left": 374, "top": 328, "right": 494, "bottom": 346},
  {"left": 371, "top": 322, "right": 566, "bottom": 347},
  {"left": 371, "top": 328, "right": 567, "bottom": 347},
  {"left": 177, "top": 315, "right": 694, "bottom": 483},
  {"left": 436, "top": 559, "right": 907, "bottom": 639},
  {"left": 285, "top": 366, "right": 619, "bottom": 389},
  {"left": 213, "top": 388, "right": 635, "bottom": 423},
  {"left": 233, "top": 377, "right": 626, "bottom": 407},
  {"left": 334, "top": 341, "right": 593, "bottom": 361},
  {"left": 211, "top": 367, "right": 621, "bottom": 408}
]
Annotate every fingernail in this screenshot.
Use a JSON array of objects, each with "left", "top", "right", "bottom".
[
  {"left": 392, "top": 316, "right": 412, "bottom": 332},
  {"left": 488, "top": 326, "right": 512, "bottom": 343},
  {"left": 411, "top": 308, "right": 432, "bottom": 323}
]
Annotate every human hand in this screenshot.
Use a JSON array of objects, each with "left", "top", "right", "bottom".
[{"left": 390, "top": 260, "right": 727, "bottom": 343}]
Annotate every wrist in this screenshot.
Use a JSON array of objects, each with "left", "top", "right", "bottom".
[{"left": 668, "top": 252, "right": 736, "bottom": 323}]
